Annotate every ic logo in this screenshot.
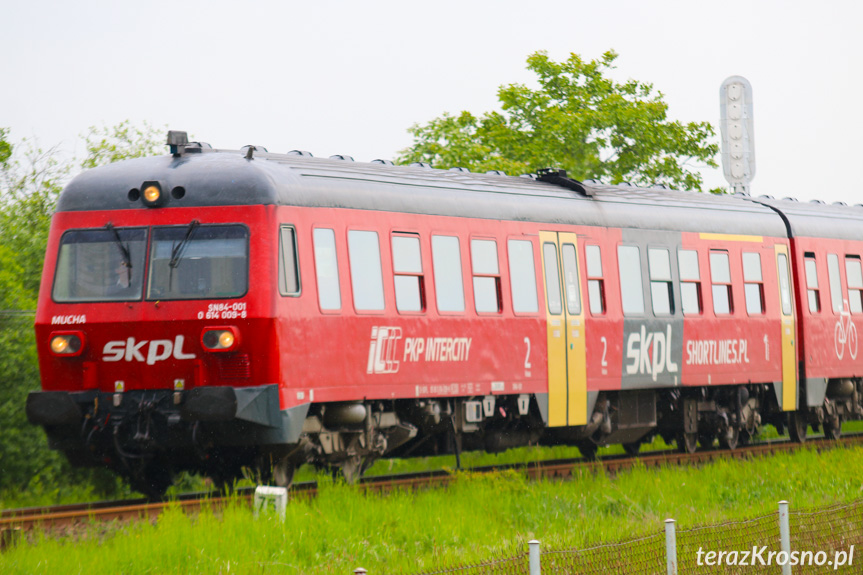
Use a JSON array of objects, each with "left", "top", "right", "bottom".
[{"left": 367, "top": 326, "right": 402, "bottom": 374}]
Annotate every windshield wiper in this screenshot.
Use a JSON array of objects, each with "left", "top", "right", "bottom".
[
  {"left": 105, "top": 222, "right": 132, "bottom": 283},
  {"left": 169, "top": 220, "right": 200, "bottom": 268}
]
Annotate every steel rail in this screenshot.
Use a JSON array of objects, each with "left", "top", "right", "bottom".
[{"left": 3, "top": 433, "right": 862, "bottom": 536}]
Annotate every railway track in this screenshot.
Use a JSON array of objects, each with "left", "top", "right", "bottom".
[{"left": 3, "top": 433, "right": 862, "bottom": 538}]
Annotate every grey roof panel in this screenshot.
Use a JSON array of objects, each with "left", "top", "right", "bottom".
[{"left": 58, "top": 148, "right": 787, "bottom": 238}]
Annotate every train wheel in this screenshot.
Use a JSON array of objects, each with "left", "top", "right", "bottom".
[
  {"left": 718, "top": 425, "right": 739, "bottom": 450},
  {"left": 676, "top": 432, "right": 697, "bottom": 454},
  {"left": 824, "top": 416, "right": 842, "bottom": 440},
  {"left": 576, "top": 440, "right": 599, "bottom": 461},
  {"left": 789, "top": 411, "right": 808, "bottom": 443},
  {"left": 698, "top": 433, "right": 716, "bottom": 449},
  {"left": 622, "top": 442, "right": 641, "bottom": 456}
]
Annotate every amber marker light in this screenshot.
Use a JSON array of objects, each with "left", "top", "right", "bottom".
[
  {"left": 202, "top": 326, "right": 240, "bottom": 352},
  {"left": 143, "top": 185, "right": 161, "bottom": 203},
  {"left": 140, "top": 180, "right": 168, "bottom": 207},
  {"left": 49, "top": 332, "right": 84, "bottom": 356}
]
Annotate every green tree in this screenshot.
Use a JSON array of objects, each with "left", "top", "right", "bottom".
[
  {"left": 81, "top": 120, "right": 166, "bottom": 170},
  {"left": 398, "top": 50, "right": 719, "bottom": 191}
]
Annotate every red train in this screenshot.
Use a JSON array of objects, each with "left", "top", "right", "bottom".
[{"left": 26, "top": 131, "right": 863, "bottom": 495}]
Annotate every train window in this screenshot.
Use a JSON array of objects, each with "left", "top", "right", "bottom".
[
  {"left": 709, "top": 250, "right": 733, "bottom": 315},
  {"left": 618, "top": 245, "right": 644, "bottom": 315},
  {"left": 846, "top": 256, "right": 863, "bottom": 313},
  {"left": 508, "top": 239, "right": 539, "bottom": 313},
  {"left": 147, "top": 224, "right": 248, "bottom": 300},
  {"left": 742, "top": 252, "right": 764, "bottom": 315},
  {"left": 392, "top": 234, "right": 425, "bottom": 313},
  {"left": 561, "top": 244, "right": 581, "bottom": 315},
  {"left": 278, "top": 226, "right": 300, "bottom": 296},
  {"left": 804, "top": 254, "right": 820, "bottom": 313},
  {"left": 432, "top": 235, "right": 465, "bottom": 312},
  {"left": 678, "top": 249, "right": 702, "bottom": 315},
  {"left": 586, "top": 245, "right": 605, "bottom": 314},
  {"left": 348, "top": 230, "right": 385, "bottom": 311},
  {"left": 542, "top": 243, "right": 563, "bottom": 315},
  {"left": 471, "top": 239, "right": 501, "bottom": 313},
  {"left": 827, "top": 254, "right": 843, "bottom": 313},
  {"left": 648, "top": 248, "right": 673, "bottom": 316},
  {"left": 53, "top": 227, "right": 147, "bottom": 302},
  {"left": 777, "top": 253, "right": 793, "bottom": 315},
  {"left": 313, "top": 228, "right": 341, "bottom": 311}
]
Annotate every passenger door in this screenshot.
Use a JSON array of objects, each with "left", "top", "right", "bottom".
[
  {"left": 775, "top": 245, "right": 798, "bottom": 410},
  {"left": 539, "top": 231, "right": 588, "bottom": 427}
]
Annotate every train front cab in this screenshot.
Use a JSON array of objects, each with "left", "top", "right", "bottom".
[{"left": 26, "top": 204, "right": 306, "bottom": 494}]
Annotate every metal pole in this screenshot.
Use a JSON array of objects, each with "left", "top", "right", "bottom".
[
  {"left": 665, "top": 519, "right": 677, "bottom": 575},
  {"left": 779, "top": 501, "right": 792, "bottom": 575},
  {"left": 529, "top": 539, "right": 541, "bottom": 575}
]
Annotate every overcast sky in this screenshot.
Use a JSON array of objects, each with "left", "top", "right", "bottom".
[{"left": 3, "top": 0, "right": 861, "bottom": 203}]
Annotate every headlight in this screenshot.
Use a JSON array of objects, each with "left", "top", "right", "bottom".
[
  {"left": 202, "top": 327, "right": 240, "bottom": 352},
  {"left": 49, "top": 332, "right": 84, "bottom": 356},
  {"left": 140, "top": 180, "right": 168, "bottom": 207}
]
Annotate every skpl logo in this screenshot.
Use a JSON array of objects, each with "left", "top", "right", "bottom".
[
  {"left": 367, "top": 326, "right": 402, "bottom": 374},
  {"left": 102, "top": 335, "right": 196, "bottom": 365},
  {"left": 625, "top": 325, "right": 679, "bottom": 382}
]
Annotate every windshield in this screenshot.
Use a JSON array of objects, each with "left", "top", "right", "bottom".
[
  {"left": 146, "top": 224, "right": 248, "bottom": 300},
  {"left": 53, "top": 228, "right": 148, "bottom": 302}
]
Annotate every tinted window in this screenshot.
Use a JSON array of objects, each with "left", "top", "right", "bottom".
[
  {"left": 710, "top": 251, "right": 732, "bottom": 315},
  {"left": 148, "top": 225, "right": 248, "bottom": 300},
  {"left": 618, "top": 245, "right": 644, "bottom": 315},
  {"left": 543, "top": 243, "right": 562, "bottom": 315},
  {"left": 649, "top": 248, "right": 673, "bottom": 316},
  {"left": 279, "top": 226, "right": 300, "bottom": 296},
  {"left": 561, "top": 243, "right": 581, "bottom": 315},
  {"left": 313, "top": 228, "right": 341, "bottom": 310},
  {"left": 508, "top": 239, "right": 538, "bottom": 313},
  {"left": 778, "top": 253, "right": 793, "bottom": 315},
  {"left": 348, "top": 230, "right": 384, "bottom": 311},
  {"left": 432, "top": 235, "right": 464, "bottom": 312},
  {"left": 828, "top": 253, "right": 843, "bottom": 313},
  {"left": 805, "top": 256, "right": 820, "bottom": 313},
  {"left": 847, "top": 256, "right": 863, "bottom": 314},
  {"left": 678, "top": 249, "right": 701, "bottom": 316},
  {"left": 53, "top": 227, "right": 147, "bottom": 302},
  {"left": 392, "top": 235, "right": 424, "bottom": 313},
  {"left": 586, "top": 245, "right": 605, "bottom": 314},
  {"left": 471, "top": 239, "right": 501, "bottom": 313},
  {"left": 742, "top": 252, "right": 763, "bottom": 315}
]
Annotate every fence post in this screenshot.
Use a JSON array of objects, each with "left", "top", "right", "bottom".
[
  {"left": 779, "top": 501, "right": 791, "bottom": 575},
  {"left": 353, "top": 569, "right": 367, "bottom": 575},
  {"left": 529, "top": 539, "right": 540, "bottom": 575},
  {"left": 665, "top": 519, "right": 677, "bottom": 575}
]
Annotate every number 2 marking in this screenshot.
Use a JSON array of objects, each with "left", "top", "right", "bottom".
[
  {"left": 600, "top": 336, "right": 608, "bottom": 367},
  {"left": 524, "top": 337, "right": 532, "bottom": 369}
]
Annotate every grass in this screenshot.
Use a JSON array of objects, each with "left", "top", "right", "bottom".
[{"left": 4, "top": 444, "right": 863, "bottom": 574}]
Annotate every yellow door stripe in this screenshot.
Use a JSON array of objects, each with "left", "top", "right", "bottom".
[
  {"left": 775, "top": 244, "right": 797, "bottom": 411},
  {"left": 699, "top": 233, "right": 764, "bottom": 243},
  {"left": 539, "top": 231, "right": 567, "bottom": 427},
  {"left": 559, "top": 232, "right": 588, "bottom": 426}
]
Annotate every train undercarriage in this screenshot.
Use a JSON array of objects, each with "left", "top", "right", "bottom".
[{"left": 30, "top": 378, "right": 863, "bottom": 498}]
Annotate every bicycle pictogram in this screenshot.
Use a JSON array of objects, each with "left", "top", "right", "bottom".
[{"left": 835, "top": 299, "right": 858, "bottom": 360}]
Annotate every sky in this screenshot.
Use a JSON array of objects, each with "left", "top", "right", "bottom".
[{"left": 2, "top": 0, "right": 862, "bottom": 203}]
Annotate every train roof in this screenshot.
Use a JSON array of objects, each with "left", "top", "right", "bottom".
[{"left": 58, "top": 145, "right": 803, "bottom": 238}]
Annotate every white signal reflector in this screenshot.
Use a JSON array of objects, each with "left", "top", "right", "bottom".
[{"left": 719, "top": 76, "right": 755, "bottom": 194}]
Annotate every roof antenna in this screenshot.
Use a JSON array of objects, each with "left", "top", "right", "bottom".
[{"left": 536, "top": 168, "right": 593, "bottom": 197}]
